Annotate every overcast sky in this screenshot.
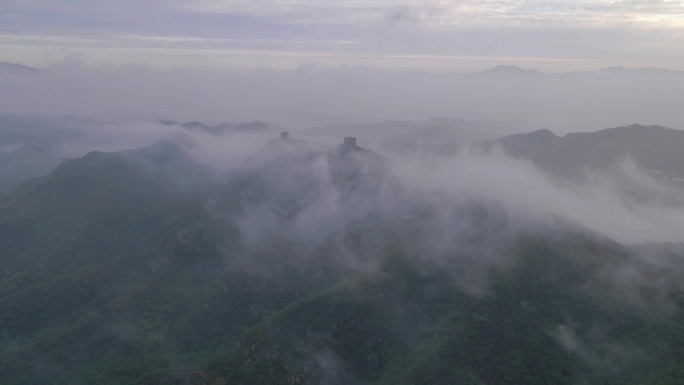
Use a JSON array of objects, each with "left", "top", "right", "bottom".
[{"left": 2, "top": 0, "right": 684, "bottom": 71}]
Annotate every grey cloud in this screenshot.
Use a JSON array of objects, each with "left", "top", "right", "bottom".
[
  {"left": 3, "top": 0, "right": 684, "bottom": 72},
  {"left": 3, "top": 61, "right": 684, "bottom": 130},
  {"left": 385, "top": 7, "right": 422, "bottom": 23}
]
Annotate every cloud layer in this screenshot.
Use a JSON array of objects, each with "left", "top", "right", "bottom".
[{"left": 2, "top": 0, "right": 684, "bottom": 70}]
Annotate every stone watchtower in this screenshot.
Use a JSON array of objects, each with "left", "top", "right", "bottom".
[
  {"left": 281, "top": 132, "right": 290, "bottom": 139},
  {"left": 344, "top": 137, "right": 357, "bottom": 146}
]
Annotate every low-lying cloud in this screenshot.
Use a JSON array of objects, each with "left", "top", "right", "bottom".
[{"left": 3, "top": 63, "right": 684, "bottom": 131}]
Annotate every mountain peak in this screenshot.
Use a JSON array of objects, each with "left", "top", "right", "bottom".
[
  {"left": 0, "top": 62, "right": 45, "bottom": 74},
  {"left": 502, "top": 128, "right": 558, "bottom": 144},
  {"left": 529, "top": 128, "right": 558, "bottom": 137},
  {"left": 623, "top": 123, "right": 663, "bottom": 130},
  {"left": 482, "top": 65, "right": 541, "bottom": 77},
  {"left": 600, "top": 66, "right": 626, "bottom": 72},
  {"left": 164, "top": 120, "right": 279, "bottom": 135}
]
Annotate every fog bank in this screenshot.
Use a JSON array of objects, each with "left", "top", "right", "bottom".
[{"left": 2, "top": 63, "right": 684, "bottom": 131}]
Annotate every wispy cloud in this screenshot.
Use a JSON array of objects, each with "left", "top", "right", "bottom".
[{"left": 179, "top": 0, "right": 684, "bottom": 28}]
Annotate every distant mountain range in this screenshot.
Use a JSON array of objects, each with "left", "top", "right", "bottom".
[
  {"left": 304, "top": 118, "right": 684, "bottom": 188},
  {"left": 480, "top": 65, "right": 542, "bottom": 77},
  {"left": 482, "top": 124, "right": 684, "bottom": 181},
  {"left": 0, "top": 115, "right": 285, "bottom": 193},
  {"left": 160, "top": 119, "right": 281, "bottom": 135},
  {"left": 0, "top": 62, "right": 44, "bottom": 74},
  {"left": 2, "top": 113, "right": 684, "bottom": 196},
  {"left": 476, "top": 64, "right": 684, "bottom": 77},
  {"left": 3, "top": 60, "right": 682, "bottom": 78}
]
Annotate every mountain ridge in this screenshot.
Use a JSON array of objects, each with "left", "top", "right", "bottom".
[
  {"left": 2, "top": 130, "right": 684, "bottom": 384},
  {"left": 0, "top": 62, "right": 45, "bottom": 74},
  {"left": 485, "top": 123, "right": 684, "bottom": 181}
]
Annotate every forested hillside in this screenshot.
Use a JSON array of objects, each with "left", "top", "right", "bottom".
[{"left": 2, "top": 131, "right": 684, "bottom": 384}]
